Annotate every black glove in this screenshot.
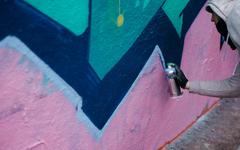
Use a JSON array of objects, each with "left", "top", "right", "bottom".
[
  {"left": 167, "top": 63, "right": 188, "bottom": 89},
  {"left": 175, "top": 65, "right": 188, "bottom": 89}
]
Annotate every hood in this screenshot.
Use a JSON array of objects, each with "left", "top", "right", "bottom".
[
  {"left": 206, "top": 0, "right": 235, "bottom": 21},
  {"left": 227, "top": 1, "right": 240, "bottom": 50}
]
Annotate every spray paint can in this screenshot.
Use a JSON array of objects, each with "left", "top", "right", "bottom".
[{"left": 165, "top": 64, "right": 182, "bottom": 97}]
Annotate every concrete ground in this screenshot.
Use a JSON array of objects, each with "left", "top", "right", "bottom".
[{"left": 166, "top": 98, "right": 240, "bottom": 150}]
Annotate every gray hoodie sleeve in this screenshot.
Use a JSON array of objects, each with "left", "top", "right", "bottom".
[
  {"left": 189, "top": 62, "right": 240, "bottom": 98},
  {"left": 191, "top": 0, "right": 240, "bottom": 98}
]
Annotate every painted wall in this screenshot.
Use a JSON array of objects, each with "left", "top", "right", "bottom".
[{"left": 0, "top": 0, "right": 239, "bottom": 150}]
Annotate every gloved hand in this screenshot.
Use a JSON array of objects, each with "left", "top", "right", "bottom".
[
  {"left": 174, "top": 65, "right": 188, "bottom": 89},
  {"left": 167, "top": 63, "right": 188, "bottom": 89}
]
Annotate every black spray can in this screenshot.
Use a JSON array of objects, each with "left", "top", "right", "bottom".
[{"left": 165, "top": 64, "right": 182, "bottom": 97}]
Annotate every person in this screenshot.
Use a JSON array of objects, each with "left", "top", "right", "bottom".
[{"left": 173, "top": 0, "right": 240, "bottom": 98}]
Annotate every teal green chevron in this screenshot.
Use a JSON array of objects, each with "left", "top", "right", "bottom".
[
  {"left": 24, "top": 0, "right": 89, "bottom": 35},
  {"left": 90, "top": 0, "right": 165, "bottom": 79},
  {"left": 135, "top": 0, "right": 151, "bottom": 9},
  {"left": 143, "top": 0, "right": 151, "bottom": 9},
  {"left": 162, "top": 0, "right": 190, "bottom": 37}
]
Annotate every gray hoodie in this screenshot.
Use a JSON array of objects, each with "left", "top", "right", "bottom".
[
  {"left": 188, "top": 0, "right": 240, "bottom": 98},
  {"left": 227, "top": 1, "right": 240, "bottom": 50},
  {"left": 205, "top": 0, "right": 235, "bottom": 21}
]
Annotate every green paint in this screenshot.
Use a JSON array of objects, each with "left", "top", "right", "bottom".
[
  {"left": 18, "top": 55, "right": 27, "bottom": 65},
  {"left": 24, "top": 0, "right": 89, "bottom": 35},
  {"left": 162, "top": 0, "right": 189, "bottom": 37},
  {"left": 143, "top": 0, "right": 151, "bottom": 9},
  {"left": 90, "top": 0, "right": 165, "bottom": 79},
  {"left": 42, "top": 73, "right": 57, "bottom": 94},
  {"left": 135, "top": 0, "right": 140, "bottom": 8},
  {"left": 42, "top": 73, "right": 50, "bottom": 86}
]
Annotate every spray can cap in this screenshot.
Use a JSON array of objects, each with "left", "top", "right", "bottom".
[
  {"left": 166, "top": 63, "right": 176, "bottom": 68},
  {"left": 165, "top": 63, "right": 176, "bottom": 79}
]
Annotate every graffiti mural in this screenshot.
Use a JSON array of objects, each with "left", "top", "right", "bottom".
[
  {"left": 0, "top": 0, "right": 206, "bottom": 129},
  {"left": 0, "top": 0, "right": 239, "bottom": 149}
]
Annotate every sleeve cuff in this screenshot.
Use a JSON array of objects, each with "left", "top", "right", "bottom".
[{"left": 188, "top": 81, "right": 201, "bottom": 93}]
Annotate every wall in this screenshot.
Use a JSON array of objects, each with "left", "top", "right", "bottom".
[{"left": 0, "top": 0, "right": 239, "bottom": 150}]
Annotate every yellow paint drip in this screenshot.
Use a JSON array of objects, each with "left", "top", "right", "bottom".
[{"left": 117, "top": 14, "right": 124, "bottom": 27}]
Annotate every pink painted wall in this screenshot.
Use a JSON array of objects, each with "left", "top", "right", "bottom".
[{"left": 0, "top": 4, "right": 239, "bottom": 150}]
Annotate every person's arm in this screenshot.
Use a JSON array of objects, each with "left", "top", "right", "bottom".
[
  {"left": 173, "top": 63, "right": 240, "bottom": 98},
  {"left": 186, "top": 74, "right": 240, "bottom": 98}
]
